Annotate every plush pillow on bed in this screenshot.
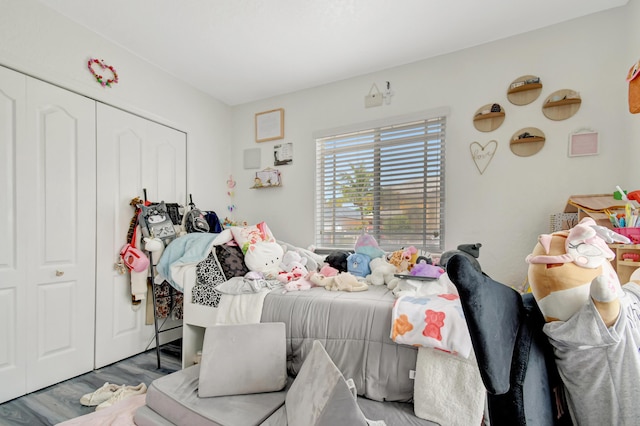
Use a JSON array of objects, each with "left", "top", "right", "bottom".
[
  {"left": 215, "top": 244, "right": 250, "bottom": 279},
  {"left": 286, "top": 340, "right": 368, "bottom": 426},
  {"left": 230, "top": 221, "right": 276, "bottom": 254},
  {"left": 196, "top": 252, "right": 227, "bottom": 287},
  {"left": 198, "top": 323, "right": 287, "bottom": 398}
]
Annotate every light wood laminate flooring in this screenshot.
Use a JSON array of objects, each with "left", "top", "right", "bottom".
[{"left": 0, "top": 341, "right": 181, "bottom": 426}]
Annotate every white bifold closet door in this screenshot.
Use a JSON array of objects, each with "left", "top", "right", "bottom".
[
  {"left": 0, "top": 65, "right": 29, "bottom": 403},
  {"left": 95, "top": 103, "right": 186, "bottom": 368},
  {"left": 0, "top": 66, "right": 97, "bottom": 403}
]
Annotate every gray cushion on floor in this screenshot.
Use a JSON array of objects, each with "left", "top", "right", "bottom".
[
  {"left": 259, "top": 405, "right": 288, "bottom": 425},
  {"left": 145, "top": 364, "right": 288, "bottom": 426},
  {"left": 357, "top": 398, "right": 440, "bottom": 426},
  {"left": 258, "top": 396, "right": 439, "bottom": 426}
]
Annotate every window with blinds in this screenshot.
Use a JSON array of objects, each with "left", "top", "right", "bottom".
[{"left": 315, "top": 113, "right": 446, "bottom": 252}]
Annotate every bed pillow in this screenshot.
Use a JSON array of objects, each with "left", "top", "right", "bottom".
[
  {"left": 286, "top": 340, "right": 368, "bottom": 426},
  {"left": 214, "top": 244, "right": 249, "bottom": 279},
  {"left": 198, "top": 323, "right": 287, "bottom": 398},
  {"left": 230, "top": 222, "right": 276, "bottom": 254}
]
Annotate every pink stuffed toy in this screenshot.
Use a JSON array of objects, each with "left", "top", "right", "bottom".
[
  {"left": 320, "top": 264, "right": 339, "bottom": 277},
  {"left": 277, "top": 266, "right": 307, "bottom": 284},
  {"left": 282, "top": 274, "right": 313, "bottom": 293}
]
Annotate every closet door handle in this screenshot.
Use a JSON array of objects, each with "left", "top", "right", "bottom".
[{"left": 55, "top": 270, "right": 65, "bottom": 277}]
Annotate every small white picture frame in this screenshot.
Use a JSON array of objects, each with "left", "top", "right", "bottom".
[
  {"left": 568, "top": 131, "right": 598, "bottom": 157},
  {"left": 243, "top": 148, "right": 261, "bottom": 169},
  {"left": 255, "top": 108, "right": 284, "bottom": 142}
]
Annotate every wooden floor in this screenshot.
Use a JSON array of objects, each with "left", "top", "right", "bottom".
[{"left": 0, "top": 341, "right": 181, "bottom": 426}]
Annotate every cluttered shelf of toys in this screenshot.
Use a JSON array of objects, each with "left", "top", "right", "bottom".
[{"left": 562, "top": 187, "right": 640, "bottom": 284}]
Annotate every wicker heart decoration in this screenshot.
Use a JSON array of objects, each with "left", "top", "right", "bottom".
[{"left": 469, "top": 140, "right": 498, "bottom": 175}]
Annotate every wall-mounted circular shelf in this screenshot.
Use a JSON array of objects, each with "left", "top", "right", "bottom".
[
  {"left": 473, "top": 103, "right": 505, "bottom": 132},
  {"left": 507, "top": 75, "right": 543, "bottom": 106},
  {"left": 510, "top": 127, "right": 546, "bottom": 157},
  {"left": 542, "top": 89, "right": 581, "bottom": 120}
]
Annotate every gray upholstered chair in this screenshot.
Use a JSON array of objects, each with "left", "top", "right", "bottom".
[{"left": 446, "top": 254, "right": 572, "bottom": 426}]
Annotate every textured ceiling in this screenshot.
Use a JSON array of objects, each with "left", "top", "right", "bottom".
[{"left": 37, "top": 0, "right": 627, "bottom": 105}]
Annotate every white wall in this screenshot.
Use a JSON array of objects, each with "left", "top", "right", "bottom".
[
  {"left": 230, "top": 3, "right": 638, "bottom": 285},
  {"left": 4, "top": 0, "right": 637, "bottom": 287},
  {"left": 0, "top": 0, "right": 232, "bottom": 213},
  {"left": 626, "top": 0, "right": 640, "bottom": 169}
]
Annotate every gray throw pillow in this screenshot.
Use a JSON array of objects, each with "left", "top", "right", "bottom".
[
  {"left": 286, "top": 340, "right": 368, "bottom": 426},
  {"left": 198, "top": 322, "right": 287, "bottom": 398}
]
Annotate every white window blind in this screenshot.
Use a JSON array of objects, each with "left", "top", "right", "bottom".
[{"left": 315, "top": 114, "right": 446, "bottom": 252}]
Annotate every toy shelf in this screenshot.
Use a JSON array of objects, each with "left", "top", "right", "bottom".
[
  {"left": 507, "top": 83, "right": 542, "bottom": 94},
  {"left": 542, "top": 98, "right": 582, "bottom": 108},
  {"left": 510, "top": 136, "right": 545, "bottom": 144},
  {"left": 609, "top": 244, "right": 640, "bottom": 284},
  {"left": 473, "top": 111, "right": 505, "bottom": 121}
]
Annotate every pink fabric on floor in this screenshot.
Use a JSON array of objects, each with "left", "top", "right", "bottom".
[{"left": 55, "top": 394, "right": 146, "bottom": 426}]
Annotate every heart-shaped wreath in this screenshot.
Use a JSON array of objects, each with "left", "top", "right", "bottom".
[{"left": 87, "top": 58, "right": 119, "bottom": 87}]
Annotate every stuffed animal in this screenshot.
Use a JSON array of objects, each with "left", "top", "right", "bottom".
[
  {"left": 354, "top": 233, "right": 385, "bottom": 259},
  {"left": 525, "top": 217, "right": 640, "bottom": 426},
  {"left": 277, "top": 266, "right": 307, "bottom": 284},
  {"left": 346, "top": 252, "right": 371, "bottom": 277},
  {"left": 410, "top": 261, "right": 445, "bottom": 279},
  {"left": 282, "top": 275, "right": 313, "bottom": 292},
  {"left": 366, "top": 257, "right": 396, "bottom": 286},
  {"left": 403, "top": 246, "right": 418, "bottom": 270},
  {"left": 280, "top": 250, "right": 308, "bottom": 273},
  {"left": 280, "top": 241, "right": 325, "bottom": 272},
  {"left": 387, "top": 250, "right": 411, "bottom": 273},
  {"left": 310, "top": 272, "right": 368, "bottom": 292},
  {"left": 526, "top": 218, "right": 622, "bottom": 324},
  {"left": 325, "top": 250, "right": 351, "bottom": 273},
  {"left": 319, "top": 264, "right": 339, "bottom": 277},
  {"left": 244, "top": 240, "right": 284, "bottom": 280}
]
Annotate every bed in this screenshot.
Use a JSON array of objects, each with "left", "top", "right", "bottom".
[
  {"left": 155, "top": 229, "right": 485, "bottom": 423},
  {"left": 261, "top": 285, "right": 416, "bottom": 402}
]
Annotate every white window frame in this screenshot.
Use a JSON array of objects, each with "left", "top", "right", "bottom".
[{"left": 314, "top": 108, "right": 447, "bottom": 253}]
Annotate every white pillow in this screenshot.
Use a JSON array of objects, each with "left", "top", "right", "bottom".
[
  {"left": 198, "top": 323, "right": 286, "bottom": 398},
  {"left": 230, "top": 221, "right": 275, "bottom": 254}
]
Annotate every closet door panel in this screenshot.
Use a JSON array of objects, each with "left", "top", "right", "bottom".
[
  {"left": 112, "top": 131, "right": 144, "bottom": 336},
  {"left": 25, "top": 78, "right": 96, "bottom": 392},
  {"left": 143, "top": 123, "right": 187, "bottom": 203},
  {"left": 0, "top": 66, "right": 27, "bottom": 403},
  {"left": 96, "top": 103, "right": 186, "bottom": 368}
]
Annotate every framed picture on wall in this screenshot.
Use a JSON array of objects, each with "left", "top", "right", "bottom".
[
  {"left": 255, "top": 108, "right": 284, "bottom": 142},
  {"left": 568, "top": 130, "right": 598, "bottom": 157},
  {"left": 274, "top": 142, "right": 293, "bottom": 166}
]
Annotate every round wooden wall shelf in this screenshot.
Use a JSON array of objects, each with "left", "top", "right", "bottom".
[
  {"left": 542, "top": 89, "right": 581, "bottom": 120},
  {"left": 507, "top": 75, "right": 543, "bottom": 106},
  {"left": 510, "top": 127, "right": 546, "bottom": 157},
  {"left": 473, "top": 103, "right": 505, "bottom": 132}
]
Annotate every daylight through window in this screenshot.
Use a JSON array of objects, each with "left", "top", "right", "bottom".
[{"left": 315, "top": 113, "right": 446, "bottom": 252}]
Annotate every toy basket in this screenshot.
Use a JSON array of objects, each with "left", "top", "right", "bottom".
[{"left": 614, "top": 227, "right": 640, "bottom": 244}]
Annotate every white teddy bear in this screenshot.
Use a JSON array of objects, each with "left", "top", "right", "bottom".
[
  {"left": 366, "top": 257, "right": 397, "bottom": 286},
  {"left": 280, "top": 250, "right": 308, "bottom": 273}
]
